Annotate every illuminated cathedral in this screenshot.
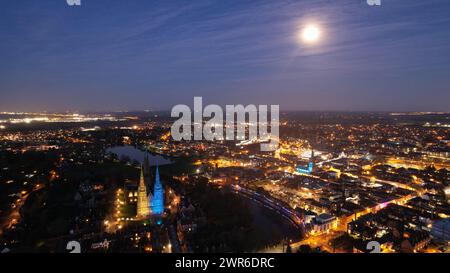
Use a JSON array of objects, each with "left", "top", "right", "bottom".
[
  {"left": 137, "top": 166, "right": 152, "bottom": 218},
  {"left": 136, "top": 153, "right": 164, "bottom": 219}
]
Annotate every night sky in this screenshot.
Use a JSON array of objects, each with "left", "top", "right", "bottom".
[{"left": 1, "top": 0, "right": 449, "bottom": 112}]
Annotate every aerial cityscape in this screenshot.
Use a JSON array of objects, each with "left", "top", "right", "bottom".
[
  {"left": 0, "top": 111, "right": 448, "bottom": 254},
  {"left": 0, "top": 0, "right": 449, "bottom": 259}
]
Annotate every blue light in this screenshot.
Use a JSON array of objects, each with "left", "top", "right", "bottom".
[
  {"left": 296, "top": 151, "right": 314, "bottom": 174},
  {"left": 296, "top": 166, "right": 311, "bottom": 174},
  {"left": 151, "top": 166, "right": 164, "bottom": 215}
]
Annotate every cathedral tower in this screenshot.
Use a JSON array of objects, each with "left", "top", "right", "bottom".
[
  {"left": 137, "top": 166, "right": 151, "bottom": 218},
  {"left": 143, "top": 152, "right": 154, "bottom": 189},
  {"left": 151, "top": 166, "right": 164, "bottom": 215}
]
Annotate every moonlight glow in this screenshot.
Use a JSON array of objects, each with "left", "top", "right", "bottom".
[{"left": 301, "top": 24, "right": 321, "bottom": 44}]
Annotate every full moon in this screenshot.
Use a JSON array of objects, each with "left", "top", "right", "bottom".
[{"left": 301, "top": 24, "right": 321, "bottom": 44}]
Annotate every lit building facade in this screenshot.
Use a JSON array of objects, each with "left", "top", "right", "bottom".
[
  {"left": 296, "top": 150, "right": 315, "bottom": 174},
  {"left": 312, "top": 213, "right": 337, "bottom": 234}
]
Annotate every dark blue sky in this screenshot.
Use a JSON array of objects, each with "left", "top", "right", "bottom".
[{"left": 1, "top": 0, "right": 449, "bottom": 112}]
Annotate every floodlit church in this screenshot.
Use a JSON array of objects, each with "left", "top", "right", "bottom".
[
  {"left": 137, "top": 167, "right": 152, "bottom": 218},
  {"left": 137, "top": 154, "right": 165, "bottom": 219}
]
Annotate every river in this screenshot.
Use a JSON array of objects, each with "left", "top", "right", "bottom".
[
  {"left": 106, "top": 145, "right": 173, "bottom": 166},
  {"left": 107, "top": 145, "right": 301, "bottom": 252}
]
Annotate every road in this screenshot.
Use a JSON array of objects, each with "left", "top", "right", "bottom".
[{"left": 0, "top": 183, "right": 44, "bottom": 236}]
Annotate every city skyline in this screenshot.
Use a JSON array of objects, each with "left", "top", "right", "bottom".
[
  {"left": 0, "top": 0, "right": 449, "bottom": 258},
  {"left": 1, "top": 0, "right": 450, "bottom": 112}
]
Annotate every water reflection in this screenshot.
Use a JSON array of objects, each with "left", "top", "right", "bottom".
[{"left": 106, "top": 145, "right": 172, "bottom": 166}]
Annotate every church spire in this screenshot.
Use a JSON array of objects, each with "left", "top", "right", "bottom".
[
  {"left": 152, "top": 165, "right": 164, "bottom": 215},
  {"left": 155, "top": 164, "right": 160, "bottom": 183},
  {"left": 143, "top": 152, "right": 150, "bottom": 175},
  {"left": 139, "top": 166, "right": 145, "bottom": 185},
  {"left": 137, "top": 165, "right": 150, "bottom": 218}
]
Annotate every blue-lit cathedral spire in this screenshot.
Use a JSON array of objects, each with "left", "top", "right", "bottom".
[{"left": 151, "top": 166, "right": 164, "bottom": 215}]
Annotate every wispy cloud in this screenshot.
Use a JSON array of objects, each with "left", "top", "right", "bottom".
[{"left": 0, "top": 0, "right": 449, "bottom": 111}]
